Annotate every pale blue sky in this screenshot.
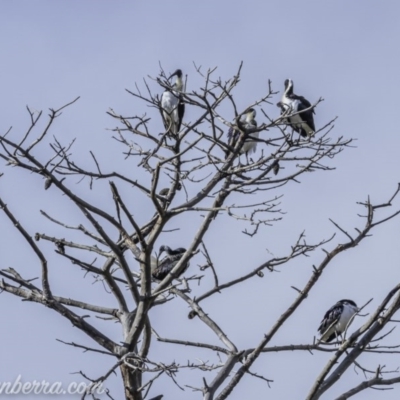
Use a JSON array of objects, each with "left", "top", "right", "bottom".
[{"left": 1, "top": 1, "right": 400, "bottom": 399}]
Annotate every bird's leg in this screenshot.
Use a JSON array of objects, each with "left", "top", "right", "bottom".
[
  {"left": 292, "top": 129, "right": 301, "bottom": 146},
  {"left": 334, "top": 329, "right": 344, "bottom": 344},
  {"left": 170, "top": 120, "right": 177, "bottom": 136}
]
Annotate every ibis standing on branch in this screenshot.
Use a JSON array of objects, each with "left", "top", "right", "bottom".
[
  {"left": 161, "top": 69, "right": 185, "bottom": 135},
  {"left": 226, "top": 108, "right": 258, "bottom": 158},
  {"left": 277, "top": 79, "right": 315, "bottom": 137},
  {"left": 318, "top": 299, "right": 358, "bottom": 343},
  {"left": 151, "top": 245, "right": 189, "bottom": 281}
]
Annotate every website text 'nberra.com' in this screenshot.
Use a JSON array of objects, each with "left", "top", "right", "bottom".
[{"left": 0, "top": 375, "right": 105, "bottom": 396}]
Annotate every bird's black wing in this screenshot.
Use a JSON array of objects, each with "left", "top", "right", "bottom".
[
  {"left": 177, "top": 99, "right": 185, "bottom": 132},
  {"left": 152, "top": 252, "right": 187, "bottom": 281},
  {"left": 296, "top": 97, "right": 315, "bottom": 132},
  {"left": 152, "top": 257, "right": 175, "bottom": 281},
  {"left": 295, "top": 94, "right": 315, "bottom": 114},
  {"left": 318, "top": 303, "right": 343, "bottom": 336},
  {"left": 292, "top": 94, "right": 312, "bottom": 108}
]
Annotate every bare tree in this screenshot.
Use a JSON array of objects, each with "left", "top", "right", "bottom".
[{"left": 1, "top": 64, "right": 400, "bottom": 400}]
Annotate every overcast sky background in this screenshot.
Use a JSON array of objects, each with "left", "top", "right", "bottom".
[{"left": 1, "top": 1, "right": 400, "bottom": 399}]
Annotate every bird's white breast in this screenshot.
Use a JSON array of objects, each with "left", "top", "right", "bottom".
[
  {"left": 161, "top": 91, "right": 179, "bottom": 113},
  {"left": 337, "top": 304, "right": 357, "bottom": 333},
  {"left": 281, "top": 97, "right": 301, "bottom": 114},
  {"left": 281, "top": 97, "right": 312, "bottom": 133},
  {"left": 242, "top": 132, "right": 259, "bottom": 154},
  {"left": 280, "top": 96, "right": 299, "bottom": 111}
]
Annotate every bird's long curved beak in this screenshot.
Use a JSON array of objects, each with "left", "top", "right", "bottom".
[{"left": 168, "top": 71, "right": 177, "bottom": 80}]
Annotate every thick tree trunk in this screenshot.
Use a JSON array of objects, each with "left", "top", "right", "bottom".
[{"left": 120, "top": 364, "right": 143, "bottom": 400}]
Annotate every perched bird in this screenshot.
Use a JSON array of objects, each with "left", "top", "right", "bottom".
[
  {"left": 226, "top": 108, "right": 258, "bottom": 157},
  {"left": 277, "top": 79, "right": 315, "bottom": 137},
  {"left": 318, "top": 299, "right": 358, "bottom": 343},
  {"left": 160, "top": 69, "right": 185, "bottom": 135},
  {"left": 272, "top": 160, "right": 280, "bottom": 175},
  {"left": 151, "top": 245, "right": 189, "bottom": 281},
  {"left": 44, "top": 177, "right": 52, "bottom": 190}
]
